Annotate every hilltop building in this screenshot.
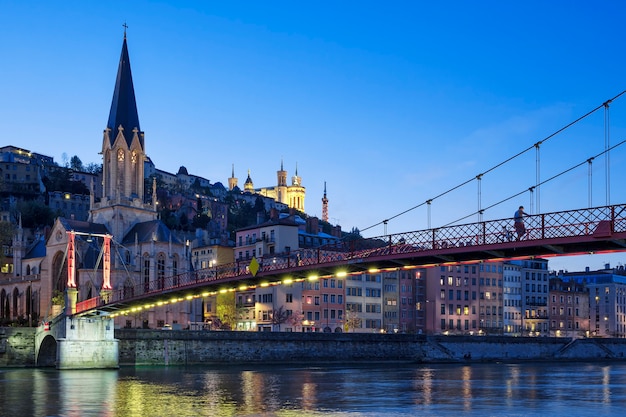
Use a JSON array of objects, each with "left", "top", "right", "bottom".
[{"left": 230, "top": 162, "right": 306, "bottom": 212}]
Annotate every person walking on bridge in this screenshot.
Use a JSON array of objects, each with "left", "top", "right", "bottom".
[{"left": 514, "top": 206, "right": 527, "bottom": 240}]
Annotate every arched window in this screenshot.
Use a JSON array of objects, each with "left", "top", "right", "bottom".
[
  {"left": 26, "top": 265, "right": 31, "bottom": 275},
  {"left": 172, "top": 255, "right": 179, "bottom": 286},
  {"left": 26, "top": 286, "right": 32, "bottom": 317},
  {"left": 117, "top": 148, "right": 125, "bottom": 194},
  {"left": 143, "top": 253, "right": 150, "bottom": 293},
  {"left": 51, "top": 251, "right": 67, "bottom": 294},
  {"left": 157, "top": 253, "right": 166, "bottom": 290},
  {"left": 0, "top": 289, "right": 7, "bottom": 319},
  {"left": 12, "top": 288, "right": 19, "bottom": 318},
  {"left": 123, "top": 278, "right": 134, "bottom": 299}
]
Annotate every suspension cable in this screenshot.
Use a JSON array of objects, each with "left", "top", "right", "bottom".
[{"left": 359, "top": 90, "right": 626, "bottom": 234}]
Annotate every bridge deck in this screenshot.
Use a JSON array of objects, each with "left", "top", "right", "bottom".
[{"left": 75, "top": 204, "right": 626, "bottom": 316}]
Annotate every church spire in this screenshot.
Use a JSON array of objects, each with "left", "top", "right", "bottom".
[{"left": 106, "top": 30, "right": 142, "bottom": 149}]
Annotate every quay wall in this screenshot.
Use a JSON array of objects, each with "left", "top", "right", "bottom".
[
  {"left": 0, "top": 327, "right": 36, "bottom": 367},
  {"left": 3, "top": 327, "right": 626, "bottom": 367},
  {"left": 115, "top": 330, "right": 626, "bottom": 366}
]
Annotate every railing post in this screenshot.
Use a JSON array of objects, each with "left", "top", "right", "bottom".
[
  {"left": 431, "top": 229, "right": 436, "bottom": 249},
  {"left": 611, "top": 205, "right": 615, "bottom": 232},
  {"left": 482, "top": 222, "right": 486, "bottom": 245},
  {"left": 541, "top": 214, "right": 545, "bottom": 240}
]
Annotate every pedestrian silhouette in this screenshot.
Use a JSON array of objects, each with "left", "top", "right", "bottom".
[{"left": 514, "top": 206, "right": 526, "bottom": 240}]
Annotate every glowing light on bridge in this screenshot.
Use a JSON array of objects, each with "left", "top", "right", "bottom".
[
  {"left": 308, "top": 275, "right": 318, "bottom": 281},
  {"left": 283, "top": 278, "right": 293, "bottom": 285},
  {"left": 336, "top": 271, "right": 347, "bottom": 278}
]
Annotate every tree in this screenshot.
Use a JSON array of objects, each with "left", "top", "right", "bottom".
[
  {"left": 216, "top": 291, "right": 237, "bottom": 330},
  {"left": 84, "top": 163, "right": 102, "bottom": 174},
  {"left": 287, "top": 310, "right": 304, "bottom": 332},
  {"left": 69, "top": 155, "right": 83, "bottom": 172},
  {"left": 15, "top": 200, "right": 56, "bottom": 229},
  {"left": 271, "top": 306, "right": 289, "bottom": 331},
  {"left": 344, "top": 307, "right": 361, "bottom": 332}
]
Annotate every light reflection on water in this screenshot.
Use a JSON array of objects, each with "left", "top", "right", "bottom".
[{"left": 1, "top": 362, "right": 626, "bottom": 416}]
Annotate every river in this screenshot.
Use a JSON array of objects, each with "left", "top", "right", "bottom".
[{"left": 1, "top": 361, "right": 626, "bottom": 416}]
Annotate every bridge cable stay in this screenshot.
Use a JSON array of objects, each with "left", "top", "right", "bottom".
[
  {"left": 358, "top": 89, "right": 626, "bottom": 235},
  {"left": 535, "top": 142, "right": 540, "bottom": 214},
  {"left": 587, "top": 158, "right": 593, "bottom": 208},
  {"left": 441, "top": 139, "right": 626, "bottom": 227},
  {"left": 605, "top": 101, "right": 611, "bottom": 206}
]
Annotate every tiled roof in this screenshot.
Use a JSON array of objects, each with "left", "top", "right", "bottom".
[{"left": 121, "top": 220, "right": 182, "bottom": 245}]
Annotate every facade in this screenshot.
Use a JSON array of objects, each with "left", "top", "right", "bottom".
[
  {"left": 426, "top": 264, "right": 481, "bottom": 335},
  {"left": 478, "top": 262, "right": 504, "bottom": 335},
  {"left": 0, "top": 146, "right": 47, "bottom": 201},
  {"left": 517, "top": 259, "right": 550, "bottom": 336},
  {"left": 47, "top": 192, "right": 90, "bottom": 222},
  {"left": 548, "top": 277, "right": 590, "bottom": 337},
  {"left": 559, "top": 265, "right": 626, "bottom": 338},
  {"left": 234, "top": 215, "right": 299, "bottom": 262},
  {"left": 345, "top": 272, "right": 383, "bottom": 333},
  {"left": 503, "top": 262, "right": 522, "bottom": 335}
]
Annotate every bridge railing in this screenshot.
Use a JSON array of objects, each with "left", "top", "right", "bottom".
[{"left": 76, "top": 204, "right": 626, "bottom": 314}]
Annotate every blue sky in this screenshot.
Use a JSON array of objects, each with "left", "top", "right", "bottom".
[{"left": 2, "top": 1, "right": 626, "bottom": 272}]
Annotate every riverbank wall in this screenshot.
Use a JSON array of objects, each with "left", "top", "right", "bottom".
[
  {"left": 0, "top": 327, "right": 36, "bottom": 367},
  {"left": 3, "top": 327, "right": 626, "bottom": 367},
  {"left": 115, "top": 330, "right": 626, "bottom": 366}
]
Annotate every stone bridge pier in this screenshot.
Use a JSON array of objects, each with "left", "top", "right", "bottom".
[{"left": 35, "top": 315, "right": 119, "bottom": 369}]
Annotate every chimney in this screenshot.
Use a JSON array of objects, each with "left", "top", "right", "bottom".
[{"left": 307, "top": 217, "right": 319, "bottom": 234}]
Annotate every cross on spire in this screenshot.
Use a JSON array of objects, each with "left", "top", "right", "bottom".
[{"left": 123, "top": 21, "right": 128, "bottom": 39}]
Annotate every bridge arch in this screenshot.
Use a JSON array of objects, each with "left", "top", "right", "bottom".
[{"left": 36, "top": 334, "right": 57, "bottom": 367}]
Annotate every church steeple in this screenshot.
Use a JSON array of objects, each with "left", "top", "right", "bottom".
[
  {"left": 106, "top": 31, "right": 142, "bottom": 149},
  {"left": 92, "top": 30, "right": 154, "bottom": 237}
]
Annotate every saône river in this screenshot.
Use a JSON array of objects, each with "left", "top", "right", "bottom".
[{"left": 2, "top": 361, "right": 626, "bottom": 416}]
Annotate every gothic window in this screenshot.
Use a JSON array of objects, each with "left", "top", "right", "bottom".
[
  {"left": 117, "top": 149, "right": 125, "bottom": 193},
  {"left": 157, "top": 253, "right": 166, "bottom": 290},
  {"left": 131, "top": 150, "right": 137, "bottom": 164},
  {"left": 172, "top": 256, "right": 179, "bottom": 286},
  {"left": 123, "top": 278, "right": 134, "bottom": 299},
  {"left": 143, "top": 254, "right": 150, "bottom": 292}
]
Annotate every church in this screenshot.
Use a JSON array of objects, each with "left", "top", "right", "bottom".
[{"left": 8, "top": 32, "right": 193, "bottom": 329}]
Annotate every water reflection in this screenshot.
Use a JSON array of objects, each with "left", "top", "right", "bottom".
[{"left": 1, "top": 362, "right": 626, "bottom": 416}]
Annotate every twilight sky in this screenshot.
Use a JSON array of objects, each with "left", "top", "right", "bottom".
[{"left": 2, "top": 0, "right": 626, "bottom": 272}]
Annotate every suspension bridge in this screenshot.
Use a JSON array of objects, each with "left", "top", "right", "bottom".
[{"left": 35, "top": 90, "right": 626, "bottom": 369}]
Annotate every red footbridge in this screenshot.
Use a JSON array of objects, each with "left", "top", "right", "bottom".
[{"left": 75, "top": 203, "right": 626, "bottom": 317}]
